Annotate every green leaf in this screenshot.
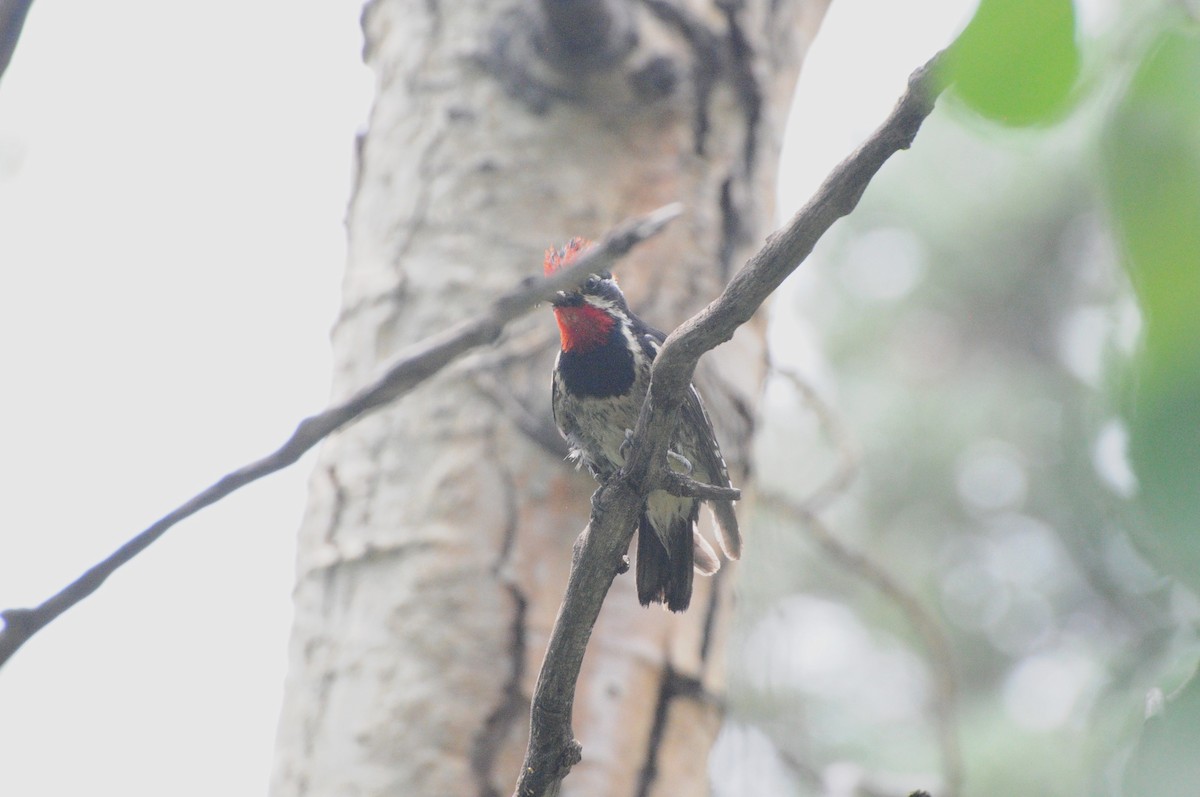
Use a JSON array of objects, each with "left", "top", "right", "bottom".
[
  {"left": 1101, "top": 20, "right": 1200, "bottom": 592},
  {"left": 942, "top": 0, "right": 1081, "bottom": 125}
]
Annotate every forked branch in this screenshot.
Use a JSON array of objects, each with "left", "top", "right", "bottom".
[{"left": 513, "top": 52, "right": 946, "bottom": 797}]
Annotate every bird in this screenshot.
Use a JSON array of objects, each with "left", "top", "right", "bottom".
[{"left": 545, "top": 237, "right": 740, "bottom": 612}]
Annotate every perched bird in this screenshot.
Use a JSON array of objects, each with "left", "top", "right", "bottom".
[{"left": 546, "top": 237, "right": 740, "bottom": 612}]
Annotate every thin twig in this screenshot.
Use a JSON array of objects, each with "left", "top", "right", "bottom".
[
  {"left": 512, "top": 51, "right": 947, "bottom": 797},
  {"left": 764, "top": 495, "right": 963, "bottom": 797},
  {"left": 772, "top": 365, "right": 861, "bottom": 514},
  {"left": 660, "top": 470, "right": 742, "bottom": 501},
  {"left": 0, "top": 203, "right": 683, "bottom": 670},
  {"left": 756, "top": 366, "right": 959, "bottom": 794},
  {"left": 766, "top": 366, "right": 963, "bottom": 796}
]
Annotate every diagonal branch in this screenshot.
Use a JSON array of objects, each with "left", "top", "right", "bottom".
[
  {"left": 0, "top": 0, "right": 34, "bottom": 83},
  {"left": 0, "top": 203, "right": 682, "bottom": 670},
  {"left": 513, "top": 51, "right": 947, "bottom": 797}
]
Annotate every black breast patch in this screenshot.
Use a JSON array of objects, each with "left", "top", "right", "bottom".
[{"left": 557, "top": 325, "right": 636, "bottom": 398}]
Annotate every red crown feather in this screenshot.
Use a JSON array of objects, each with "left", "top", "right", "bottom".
[{"left": 544, "top": 236, "right": 593, "bottom": 275}]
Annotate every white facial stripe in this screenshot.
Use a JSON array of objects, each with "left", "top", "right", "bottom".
[
  {"left": 582, "top": 294, "right": 619, "bottom": 313},
  {"left": 619, "top": 323, "right": 639, "bottom": 355}
]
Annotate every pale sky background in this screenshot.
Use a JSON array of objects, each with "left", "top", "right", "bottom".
[{"left": 0, "top": 2, "right": 973, "bottom": 794}]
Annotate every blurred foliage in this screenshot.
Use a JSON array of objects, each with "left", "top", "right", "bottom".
[
  {"left": 1101, "top": 17, "right": 1200, "bottom": 595},
  {"left": 941, "top": 0, "right": 1081, "bottom": 125},
  {"left": 725, "top": 3, "right": 1200, "bottom": 797},
  {"left": 1100, "top": 12, "right": 1200, "bottom": 795}
]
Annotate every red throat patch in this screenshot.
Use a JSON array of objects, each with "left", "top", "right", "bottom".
[
  {"left": 554, "top": 304, "right": 614, "bottom": 352},
  {"left": 546, "top": 237, "right": 611, "bottom": 351}
]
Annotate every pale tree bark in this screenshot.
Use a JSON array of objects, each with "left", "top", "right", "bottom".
[{"left": 271, "top": 2, "right": 827, "bottom": 795}]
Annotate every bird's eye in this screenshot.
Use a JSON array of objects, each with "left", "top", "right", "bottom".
[{"left": 583, "top": 276, "right": 600, "bottom": 291}]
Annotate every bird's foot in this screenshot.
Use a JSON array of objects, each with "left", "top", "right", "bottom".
[
  {"left": 667, "top": 449, "right": 694, "bottom": 475},
  {"left": 619, "top": 428, "right": 635, "bottom": 461}
]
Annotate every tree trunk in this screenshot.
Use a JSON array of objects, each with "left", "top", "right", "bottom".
[{"left": 271, "top": 2, "right": 826, "bottom": 795}]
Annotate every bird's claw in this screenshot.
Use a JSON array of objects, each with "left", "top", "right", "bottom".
[
  {"left": 667, "top": 449, "right": 693, "bottom": 475},
  {"left": 619, "top": 428, "right": 635, "bottom": 461}
]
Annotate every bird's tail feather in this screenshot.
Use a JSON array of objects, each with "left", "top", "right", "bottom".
[
  {"left": 636, "top": 513, "right": 694, "bottom": 612},
  {"left": 710, "top": 500, "right": 741, "bottom": 560},
  {"left": 693, "top": 531, "right": 720, "bottom": 576}
]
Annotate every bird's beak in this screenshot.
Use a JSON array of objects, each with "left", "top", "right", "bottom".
[{"left": 551, "top": 290, "right": 580, "bottom": 308}]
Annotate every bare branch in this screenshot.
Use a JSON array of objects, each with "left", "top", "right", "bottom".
[
  {"left": 513, "top": 52, "right": 947, "bottom": 797},
  {"left": 0, "top": 0, "right": 34, "bottom": 82},
  {"left": 770, "top": 365, "right": 861, "bottom": 513},
  {"left": 764, "top": 256, "right": 962, "bottom": 797},
  {"left": 762, "top": 496, "right": 963, "bottom": 797},
  {"left": 0, "top": 203, "right": 682, "bottom": 670},
  {"left": 658, "top": 470, "right": 742, "bottom": 502},
  {"left": 759, "top": 365, "right": 961, "bottom": 796}
]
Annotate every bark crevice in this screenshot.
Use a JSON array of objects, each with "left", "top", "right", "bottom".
[
  {"left": 471, "top": 584, "right": 529, "bottom": 797},
  {"left": 471, "top": 455, "right": 532, "bottom": 797},
  {"left": 634, "top": 668, "right": 711, "bottom": 797},
  {"left": 720, "top": 0, "right": 763, "bottom": 173},
  {"left": 477, "top": 7, "right": 580, "bottom": 114},
  {"left": 697, "top": 568, "right": 724, "bottom": 664},
  {"left": 641, "top": 0, "right": 722, "bottom": 156}
]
